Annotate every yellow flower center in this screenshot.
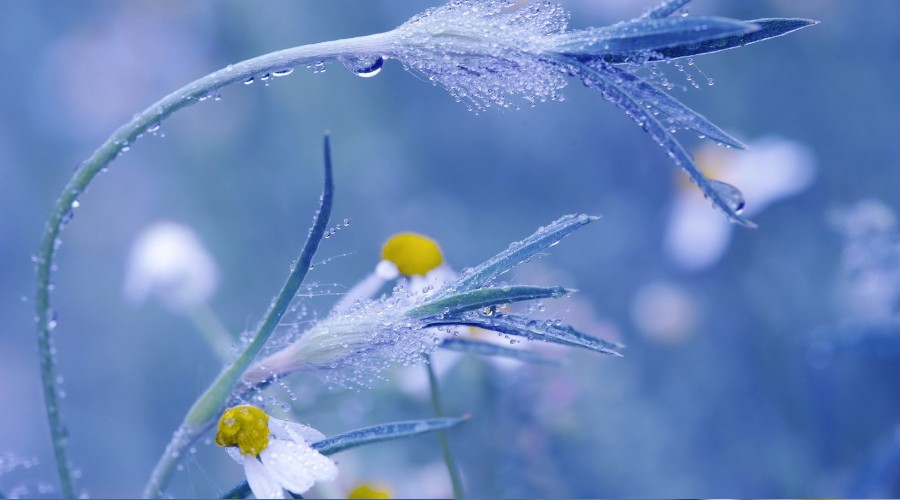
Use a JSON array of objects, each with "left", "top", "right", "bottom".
[
  {"left": 348, "top": 483, "right": 393, "bottom": 499},
  {"left": 381, "top": 233, "right": 444, "bottom": 276},
  {"left": 215, "top": 405, "right": 270, "bottom": 456}
]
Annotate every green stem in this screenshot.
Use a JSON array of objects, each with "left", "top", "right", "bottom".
[
  {"left": 33, "top": 30, "right": 394, "bottom": 498},
  {"left": 425, "top": 354, "right": 465, "bottom": 499},
  {"left": 142, "top": 137, "right": 335, "bottom": 498},
  {"left": 187, "top": 303, "right": 235, "bottom": 363}
]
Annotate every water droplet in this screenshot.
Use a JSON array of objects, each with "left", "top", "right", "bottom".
[
  {"left": 272, "top": 67, "right": 294, "bottom": 77},
  {"left": 707, "top": 77, "right": 715, "bottom": 86},
  {"left": 340, "top": 55, "right": 384, "bottom": 78},
  {"left": 709, "top": 180, "right": 746, "bottom": 214},
  {"left": 71, "top": 200, "right": 80, "bottom": 209},
  {"left": 308, "top": 61, "right": 327, "bottom": 74},
  {"left": 243, "top": 77, "right": 255, "bottom": 85}
]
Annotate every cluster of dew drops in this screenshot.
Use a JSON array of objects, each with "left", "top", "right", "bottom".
[{"left": 238, "top": 54, "right": 384, "bottom": 89}]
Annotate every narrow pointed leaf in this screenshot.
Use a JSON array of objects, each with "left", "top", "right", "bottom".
[
  {"left": 567, "top": 60, "right": 755, "bottom": 226},
  {"left": 599, "top": 63, "right": 746, "bottom": 149},
  {"left": 429, "top": 313, "right": 623, "bottom": 356},
  {"left": 646, "top": 18, "right": 818, "bottom": 60},
  {"left": 440, "top": 337, "right": 562, "bottom": 365},
  {"left": 312, "top": 417, "right": 467, "bottom": 456},
  {"left": 446, "top": 214, "right": 597, "bottom": 294},
  {"left": 640, "top": 0, "right": 692, "bottom": 20},
  {"left": 409, "top": 285, "right": 568, "bottom": 319},
  {"left": 556, "top": 17, "right": 756, "bottom": 57},
  {"left": 221, "top": 482, "right": 252, "bottom": 499}
]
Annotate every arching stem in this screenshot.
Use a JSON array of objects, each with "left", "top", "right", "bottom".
[{"left": 34, "top": 30, "right": 394, "bottom": 497}]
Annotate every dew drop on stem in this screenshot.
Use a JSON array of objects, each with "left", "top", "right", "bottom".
[{"left": 340, "top": 55, "right": 384, "bottom": 78}]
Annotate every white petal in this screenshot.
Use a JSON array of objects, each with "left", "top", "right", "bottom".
[
  {"left": 269, "top": 418, "right": 326, "bottom": 444},
  {"left": 408, "top": 265, "right": 457, "bottom": 296},
  {"left": 664, "top": 194, "right": 733, "bottom": 271},
  {"left": 259, "top": 440, "right": 338, "bottom": 495},
  {"left": 332, "top": 271, "right": 388, "bottom": 314},
  {"left": 375, "top": 260, "right": 400, "bottom": 280},
  {"left": 244, "top": 457, "right": 285, "bottom": 499},
  {"left": 226, "top": 447, "right": 245, "bottom": 465}
]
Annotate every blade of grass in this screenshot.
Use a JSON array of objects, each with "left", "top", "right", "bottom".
[{"left": 143, "top": 136, "right": 334, "bottom": 499}]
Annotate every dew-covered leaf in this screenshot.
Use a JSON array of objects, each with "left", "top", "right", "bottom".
[
  {"left": 446, "top": 214, "right": 597, "bottom": 294},
  {"left": 429, "top": 313, "right": 622, "bottom": 356},
  {"left": 641, "top": 18, "right": 818, "bottom": 61},
  {"left": 598, "top": 63, "right": 746, "bottom": 149},
  {"left": 408, "top": 285, "right": 569, "bottom": 319},
  {"left": 640, "top": 0, "right": 693, "bottom": 20},
  {"left": 554, "top": 17, "right": 756, "bottom": 58},
  {"left": 440, "top": 337, "right": 561, "bottom": 365},
  {"left": 311, "top": 417, "right": 467, "bottom": 456},
  {"left": 566, "top": 60, "right": 755, "bottom": 226}
]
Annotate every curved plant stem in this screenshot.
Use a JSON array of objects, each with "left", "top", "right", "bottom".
[
  {"left": 33, "top": 30, "right": 394, "bottom": 497},
  {"left": 425, "top": 354, "right": 465, "bottom": 498},
  {"left": 142, "top": 136, "right": 334, "bottom": 498}
]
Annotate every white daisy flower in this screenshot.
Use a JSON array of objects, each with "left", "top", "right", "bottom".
[
  {"left": 215, "top": 405, "right": 337, "bottom": 499},
  {"left": 333, "top": 232, "right": 457, "bottom": 314},
  {"left": 664, "top": 136, "right": 817, "bottom": 271}
]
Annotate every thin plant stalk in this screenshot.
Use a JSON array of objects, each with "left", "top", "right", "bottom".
[
  {"left": 142, "top": 136, "right": 334, "bottom": 498},
  {"left": 34, "top": 32, "right": 394, "bottom": 497},
  {"left": 425, "top": 354, "right": 465, "bottom": 498},
  {"left": 188, "top": 303, "right": 235, "bottom": 363}
]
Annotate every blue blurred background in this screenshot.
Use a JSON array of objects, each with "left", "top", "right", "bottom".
[{"left": 3, "top": 0, "right": 900, "bottom": 497}]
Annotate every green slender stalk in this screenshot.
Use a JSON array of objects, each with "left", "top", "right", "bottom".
[
  {"left": 142, "top": 137, "right": 335, "bottom": 498},
  {"left": 33, "top": 31, "right": 395, "bottom": 498},
  {"left": 425, "top": 354, "right": 465, "bottom": 499},
  {"left": 187, "top": 303, "right": 235, "bottom": 363}
]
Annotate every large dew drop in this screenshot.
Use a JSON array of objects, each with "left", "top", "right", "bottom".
[
  {"left": 340, "top": 55, "right": 384, "bottom": 78},
  {"left": 709, "top": 180, "right": 746, "bottom": 214}
]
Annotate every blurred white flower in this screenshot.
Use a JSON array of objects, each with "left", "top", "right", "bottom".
[
  {"left": 832, "top": 199, "right": 900, "bottom": 321},
  {"left": 630, "top": 281, "right": 699, "bottom": 344},
  {"left": 216, "top": 405, "right": 337, "bottom": 499},
  {"left": 664, "top": 136, "right": 816, "bottom": 271},
  {"left": 124, "top": 221, "right": 218, "bottom": 312}
]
